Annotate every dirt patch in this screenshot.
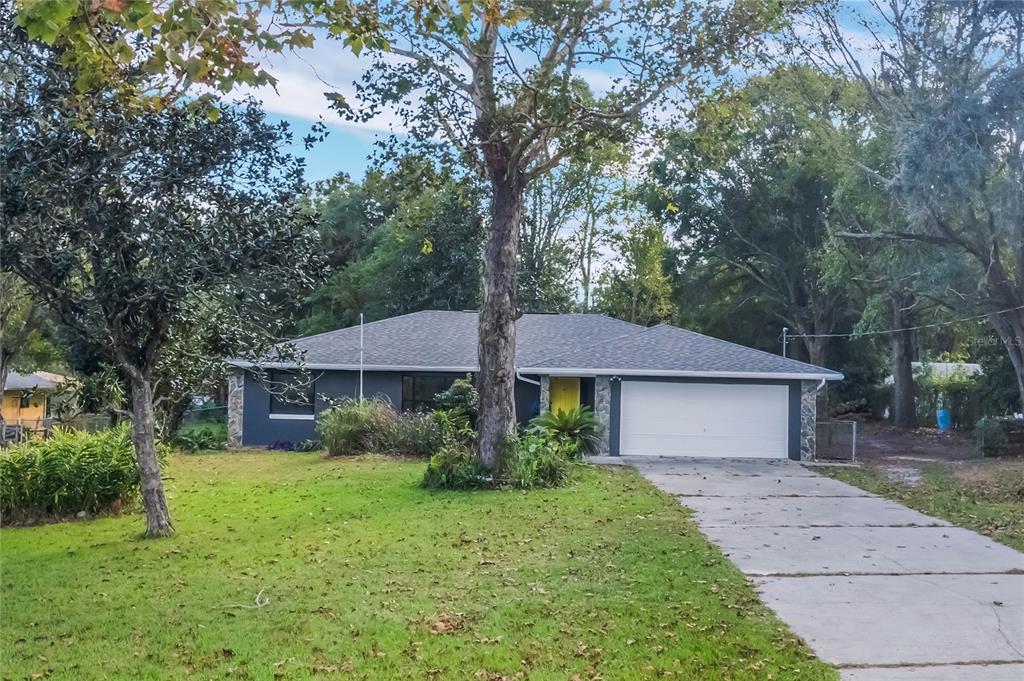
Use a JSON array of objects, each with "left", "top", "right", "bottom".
[
  {"left": 852, "top": 421, "right": 975, "bottom": 464},
  {"left": 883, "top": 466, "right": 924, "bottom": 486},
  {"left": 834, "top": 421, "right": 1024, "bottom": 487}
]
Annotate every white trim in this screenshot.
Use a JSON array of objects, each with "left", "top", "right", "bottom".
[
  {"left": 228, "top": 361, "right": 477, "bottom": 372},
  {"left": 228, "top": 361, "right": 841, "bottom": 382},
  {"left": 527, "top": 367, "right": 844, "bottom": 381},
  {"left": 268, "top": 413, "right": 315, "bottom": 421}
]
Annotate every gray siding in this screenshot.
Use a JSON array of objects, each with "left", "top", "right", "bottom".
[
  {"left": 241, "top": 370, "right": 404, "bottom": 446},
  {"left": 608, "top": 376, "right": 805, "bottom": 459},
  {"left": 242, "top": 370, "right": 541, "bottom": 446}
]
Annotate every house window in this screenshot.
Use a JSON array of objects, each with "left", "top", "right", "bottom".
[
  {"left": 18, "top": 392, "right": 30, "bottom": 409},
  {"left": 268, "top": 371, "right": 315, "bottom": 417},
  {"left": 401, "top": 375, "right": 456, "bottom": 413}
]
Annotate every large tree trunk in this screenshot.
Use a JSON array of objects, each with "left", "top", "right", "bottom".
[
  {"left": 803, "top": 333, "right": 831, "bottom": 414},
  {"left": 989, "top": 309, "right": 1024, "bottom": 411},
  {"left": 476, "top": 169, "right": 523, "bottom": 471},
  {"left": 128, "top": 374, "right": 174, "bottom": 537},
  {"left": 891, "top": 293, "right": 916, "bottom": 429},
  {"left": 0, "top": 349, "right": 9, "bottom": 427}
]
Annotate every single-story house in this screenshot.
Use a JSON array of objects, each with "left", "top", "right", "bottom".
[
  {"left": 227, "top": 311, "right": 842, "bottom": 459},
  {"left": 1, "top": 371, "right": 70, "bottom": 432}
]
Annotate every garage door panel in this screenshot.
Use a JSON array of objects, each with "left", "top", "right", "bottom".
[{"left": 619, "top": 381, "right": 790, "bottom": 459}]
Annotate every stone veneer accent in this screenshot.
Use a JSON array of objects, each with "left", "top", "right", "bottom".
[
  {"left": 539, "top": 375, "right": 550, "bottom": 412},
  {"left": 594, "top": 376, "right": 612, "bottom": 455},
  {"left": 227, "top": 368, "right": 245, "bottom": 447},
  {"left": 799, "top": 380, "right": 818, "bottom": 460}
]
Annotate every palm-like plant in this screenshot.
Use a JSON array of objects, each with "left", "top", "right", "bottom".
[{"left": 529, "top": 405, "right": 602, "bottom": 456}]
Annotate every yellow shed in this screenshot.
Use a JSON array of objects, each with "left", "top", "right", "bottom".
[{"left": 2, "top": 371, "right": 68, "bottom": 432}]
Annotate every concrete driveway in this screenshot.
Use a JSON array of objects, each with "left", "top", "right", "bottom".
[{"left": 623, "top": 456, "right": 1024, "bottom": 680}]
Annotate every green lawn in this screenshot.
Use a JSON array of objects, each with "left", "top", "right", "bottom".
[
  {"left": 823, "top": 461, "right": 1024, "bottom": 551},
  {"left": 1, "top": 452, "right": 836, "bottom": 680}
]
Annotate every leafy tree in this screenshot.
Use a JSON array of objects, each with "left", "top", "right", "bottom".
[
  {"left": 1, "top": 28, "right": 318, "bottom": 537},
  {"left": 666, "top": 259, "right": 781, "bottom": 353},
  {"left": 818, "top": 123, "right": 932, "bottom": 428},
  {"left": 33, "top": 0, "right": 794, "bottom": 468},
  {"left": 340, "top": 0, "right": 789, "bottom": 467},
  {"left": 648, "top": 66, "right": 864, "bottom": 369},
  {"left": 808, "top": 0, "right": 1024, "bottom": 408},
  {"left": 0, "top": 273, "right": 60, "bottom": 391},
  {"left": 297, "top": 162, "right": 484, "bottom": 335},
  {"left": 595, "top": 221, "right": 673, "bottom": 327},
  {"left": 519, "top": 141, "right": 628, "bottom": 313},
  {"left": 569, "top": 143, "right": 629, "bottom": 311},
  {"left": 14, "top": 0, "right": 380, "bottom": 98},
  {"left": 518, "top": 170, "right": 578, "bottom": 313}
]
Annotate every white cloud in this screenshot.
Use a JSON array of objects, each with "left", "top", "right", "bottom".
[{"left": 230, "top": 44, "right": 410, "bottom": 137}]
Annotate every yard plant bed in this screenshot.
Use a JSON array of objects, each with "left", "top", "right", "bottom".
[
  {"left": 1, "top": 452, "right": 835, "bottom": 680},
  {"left": 822, "top": 460, "right": 1024, "bottom": 551}
]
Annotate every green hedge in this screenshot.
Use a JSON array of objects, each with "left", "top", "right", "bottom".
[{"left": 0, "top": 425, "right": 162, "bottom": 522}]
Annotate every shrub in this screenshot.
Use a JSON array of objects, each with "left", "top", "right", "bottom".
[
  {"left": 530, "top": 405, "right": 601, "bottom": 456},
  {"left": 434, "top": 375, "right": 479, "bottom": 421},
  {"left": 173, "top": 426, "right": 226, "bottom": 453},
  {"left": 422, "top": 443, "right": 487, "bottom": 489},
  {"left": 915, "top": 361, "right": 982, "bottom": 430},
  {"left": 0, "top": 424, "right": 164, "bottom": 522},
  {"left": 432, "top": 408, "right": 475, "bottom": 445},
  {"left": 500, "top": 430, "right": 577, "bottom": 490},
  {"left": 975, "top": 416, "right": 1024, "bottom": 456},
  {"left": 316, "top": 399, "right": 477, "bottom": 459},
  {"left": 316, "top": 399, "right": 397, "bottom": 456},
  {"left": 391, "top": 411, "right": 443, "bottom": 458}
]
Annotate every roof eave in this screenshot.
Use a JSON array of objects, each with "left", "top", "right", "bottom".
[
  {"left": 227, "top": 360, "right": 477, "bottom": 373},
  {"left": 524, "top": 367, "right": 844, "bottom": 381},
  {"left": 227, "top": 359, "right": 842, "bottom": 381}
]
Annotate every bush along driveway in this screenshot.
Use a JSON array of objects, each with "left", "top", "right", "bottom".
[
  {"left": 624, "top": 456, "right": 1024, "bottom": 681},
  {"left": 0, "top": 452, "right": 837, "bottom": 680}
]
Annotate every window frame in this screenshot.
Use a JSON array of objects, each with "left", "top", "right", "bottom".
[
  {"left": 401, "top": 374, "right": 457, "bottom": 413},
  {"left": 267, "top": 370, "right": 316, "bottom": 420}
]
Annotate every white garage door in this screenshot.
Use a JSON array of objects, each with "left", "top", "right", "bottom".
[{"left": 619, "top": 381, "right": 790, "bottom": 458}]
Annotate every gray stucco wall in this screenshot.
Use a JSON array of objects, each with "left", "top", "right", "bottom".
[
  {"left": 241, "top": 369, "right": 541, "bottom": 446},
  {"left": 608, "top": 376, "right": 810, "bottom": 460}
]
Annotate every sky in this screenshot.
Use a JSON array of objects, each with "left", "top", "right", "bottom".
[{"left": 243, "top": 3, "right": 879, "bottom": 185}]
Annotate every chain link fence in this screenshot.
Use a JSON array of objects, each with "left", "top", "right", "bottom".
[{"left": 815, "top": 420, "right": 858, "bottom": 462}]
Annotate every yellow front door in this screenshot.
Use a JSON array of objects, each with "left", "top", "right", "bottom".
[{"left": 549, "top": 377, "right": 580, "bottom": 415}]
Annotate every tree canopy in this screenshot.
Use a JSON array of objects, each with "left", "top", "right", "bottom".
[{"left": 1, "top": 23, "right": 319, "bottom": 536}]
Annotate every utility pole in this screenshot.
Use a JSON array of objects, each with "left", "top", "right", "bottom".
[
  {"left": 359, "top": 312, "right": 364, "bottom": 400},
  {"left": 781, "top": 327, "right": 788, "bottom": 358}
]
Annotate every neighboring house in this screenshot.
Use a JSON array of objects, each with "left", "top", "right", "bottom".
[
  {"left": 1, "top": 371, "right": 69, "bottom": 431},
  {"left": 228, "top": 311, "right": 842, "bottom": 459},
  {"left": 883, "top": 361, "right": 983, "bottom": 385}
]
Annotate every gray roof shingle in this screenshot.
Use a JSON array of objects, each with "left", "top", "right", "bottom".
[
  {"left": 529, "top": 323, "right": 842, "bottom": 379},
  {"left": 240, "top": 310, "right": 841, "bottom": 380}
]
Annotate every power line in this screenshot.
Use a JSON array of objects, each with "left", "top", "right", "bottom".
[{"left": 787, "top": 304, "right": 1024, "bottom": 339}]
